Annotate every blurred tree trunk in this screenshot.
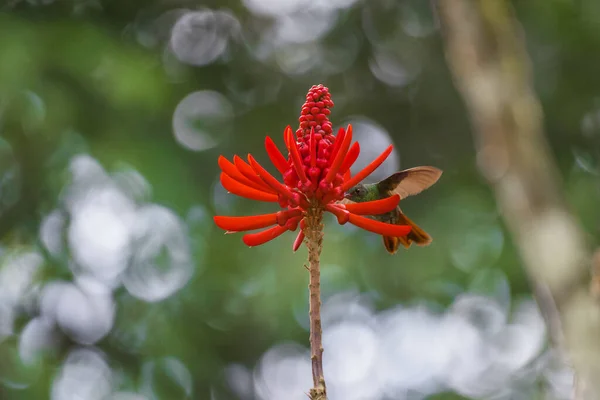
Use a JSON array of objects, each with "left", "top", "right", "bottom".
[{"left": 434, "top": 0, "right": 600, "bottom": 398}]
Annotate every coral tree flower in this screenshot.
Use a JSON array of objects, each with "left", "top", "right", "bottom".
[{"left": 213, "top": 84, "right": 411, "bottom": 250}]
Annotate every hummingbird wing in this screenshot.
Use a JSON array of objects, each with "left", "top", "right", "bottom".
[{"left": 379, "top": 166, "right": 443, "bottom": 199}]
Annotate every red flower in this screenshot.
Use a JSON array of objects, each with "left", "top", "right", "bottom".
[{"left": 213, "top": 84, "right": 411, "bottom": 250}]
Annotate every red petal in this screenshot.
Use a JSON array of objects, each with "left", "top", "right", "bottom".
[
  {"left": 214, "top": 213, "right": 279, "bottom": 231},
  {"left": 265, "top": 136, "right": 289, "bottom": 175},
  {"left": 348, "top": 214, "right": 412, "bottom": 236},
  {"left": 340, "top": 142, "right": 360, "bottom": 174},
  {"left": 342, "top": 145, "right": 393, "bottom": 191},
  {"left": 325, "top": 124, "right": 353, "bottom": 183},
  {"left": 329, "top": 127, "right": 346, "bottom": 163},
  {"left": 344, "top": 169, "right": 351, "bottom": 182},
  {"left": 243, "top": 225, "right": 288, "bottom": 247},
  {"left": 285, "top": 126, "right": 309, "bottom": 183},
  {"left": 220, "top": 173, "right": 278, "bottom": 202},
  {"left": 247, "top": 154, "right": 297, "bottom": 201},
  {"left": 339, "top": 194, "right": 400, "bottom": 215},
  {"left": 292, "top": 230, "right": 304, "bottom": 252},
  {"left": 325, "top": 204, "right": 411, "bottom": 236},
  {"left": 293, "top": 219, "right": 306, "bottom": 251},
  {"left": 218, "top": 156, "right": 276, "bottom": 193},
  {"left": 325, "top": 204, "right": 350, "bottom": 224},
  {"left": 233, "top": 155, "right": 275, "bottom": 192}
]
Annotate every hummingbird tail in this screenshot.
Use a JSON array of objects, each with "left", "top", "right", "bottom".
[
  {"left": 382, "top": 236, "right": 401, "bottom": 254},
  {"left": 382, "top": 212, "right": 432, "bottom": 254}
]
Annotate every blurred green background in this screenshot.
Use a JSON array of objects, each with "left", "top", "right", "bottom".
[{"left": 0, "top": 0, "right": 598, "bottom": 399}]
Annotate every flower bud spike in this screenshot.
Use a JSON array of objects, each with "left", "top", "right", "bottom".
[{"left": 310, "top": 127, "right": 317, "bottom": 168}]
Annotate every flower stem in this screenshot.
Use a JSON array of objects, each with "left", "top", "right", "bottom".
[{"left": 304, "top": 205, "right": 327, "bottom": 400}]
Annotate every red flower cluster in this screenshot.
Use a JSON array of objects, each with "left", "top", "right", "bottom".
[{"left": 213, "top": 85, "right": 411, "bottom": 250}]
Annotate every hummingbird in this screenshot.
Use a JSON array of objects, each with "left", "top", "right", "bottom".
[{"left": 343, "top": 166, "right": 443, "bottom": 254}]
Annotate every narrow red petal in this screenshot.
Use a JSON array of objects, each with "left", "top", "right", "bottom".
[
  {"left": 325, "top": 204, "right": 350, "bottom": 224},
  {"left": 338, "top": 194, "right": 400, "bottom": 215},
  {"left": 247, "top": 154, "right": 296, "bottom": 201},
  {"left": 220, "top": 173, "right": 278, "bottom": 202},
  {"left": 214, "top": 214, "right": 278, "bottom": 231},
  {"left": 325, "top": 124, "right": 353, "bottom": 183},
  {"left": 329, "top": 127, "right": 346, "bottom": 163},
  {"left": 219, "top": 156, "right": 276, "bottom": 193},
  {"left": 348, "top": 214, "right": 412, "bottom": 236},
  {"left": 310, "top": 127, "right": 317, "bottom": 168},
  {"left": 233, "top": 155, "right": 275, "bottom": 192},
  {"left": 242, "top": 225, "right": 288, "bottom": 247},
  {"left": 344, "top": 169, "right": 351, "bottom": 182},
  {"left": 285, "top": 126, "right": 309, "bottom": 183},
  {"left": 325, "top": 204, "right": 411, "bottom": 236},
  {"left": 342, "top": 145, "right": 393, "bottom": 191},
  {"left": 339, "top": 142, "right": 360, "bottom": 174},
  {"left": 265, "top": 136, "right": 289, "bottom": 175},
  {"left": 293, "top": 230, "right": 305, "bottom": 252}
]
